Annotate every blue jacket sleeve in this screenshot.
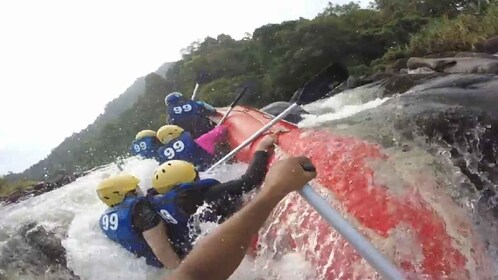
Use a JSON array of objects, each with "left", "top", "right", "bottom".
[{"left": 196, "top": 101, "right": 217, "bottom": 115}]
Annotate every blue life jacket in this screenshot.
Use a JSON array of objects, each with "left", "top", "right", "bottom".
[
  {"left": 99, "top": 196, "right": 163, "bottom": 267},
  {"left": 167, "top": 99, "right": 215, "bottom": 138},
  {"left": 148, "top": 178, "right": 220, "bottom": 258},
  {"left": 130, "top": 136, "right": 160, "bottom": 159},
  {"left": 156, "top": 132, "right": 214, "bottom": 171}
]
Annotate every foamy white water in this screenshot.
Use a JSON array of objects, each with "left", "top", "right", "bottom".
[
  {"left": 2, "top": 91, "right": 495, "bottom": 279},
  {"left": 0, "top": 93, "right": 391, "bottom": 280},
  {"left": 300, "top": 95, "right": 390, "bottom": 128},
  {"left": 0, "top": 157, "right": 258, "bottom": 279}
]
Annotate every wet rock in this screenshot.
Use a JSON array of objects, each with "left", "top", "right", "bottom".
[
  {"left": 374, "top": 73, "right": 445, "bottom": 97},
  {"left": 424, "top": 52, "right": 460, "bottom": 58},
  {"left": 475, "top": 36, "right": 498, "bottom": 55},
  {"left": 7, "top": 189, "right": 27, "bottom": 203},
  {"left": 390, "top": 58, "right": 409, "bottom": 72},
  {"left": 22, "top": 223, "right": 68, "bottom": 266},
  {"left": 260, "top": 101, "right": 308, "bottom": 123},
  {"left": 323, "top": 74, "right": 498, "bottom": 260},
  {"left": 333, "top": 73, "right": 401, "bottom": 94},
  {"left": 477, "top": 189, "right": 498, "bottom": 219},
  {"left": 0, "top": 173, "right": 78, "bottom": 206},
  {"left": 407, "top": 57, "right": 498, "bottom": 74},
  {"left": 346, "top": 76, "right": 360, "bottom": 89},
  {"left": 406, "top": 73, "right": 498, "bottom": 94},
  {"left": 33, "top": 182, "right": 47, "bottom": 191},
  {"left": 326, "top": 74, "right": 498, "bottom": 219},
  {"left": 407, "top": 57, "right": 456, "bottom": 72},
  {"left": 0, "top": 222, "right": 79, "bottom": 279},
  {"left": 454, "top": 52, "right": 498, "bottom": 59},
  {"left": 369, "top": 72, "right": 395, "bottom": 82}
]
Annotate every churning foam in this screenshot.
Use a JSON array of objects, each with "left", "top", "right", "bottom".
[
  {"left": 0, "top": 157, "right": 314, "bottom": 279},
  {"left": 300, "top": 97, "right": 389, "bottom": 128}
]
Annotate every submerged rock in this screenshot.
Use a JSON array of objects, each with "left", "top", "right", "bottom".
[
  {"left": 407, "top": 57, "right": 498, "bottom": 74},
  {"left": 260, "top": 101, "right": 309, "bottom": 123},
  {"left": 454, "top": 52, "right": 498, "bottom": 59},
  {"left": 330, "top": 74, "right": 498, "bottom": 188},
  {"left": 476, "top": 36, "right": 498, "bottom": 55},
  {"left": 1, "top": 174, "right": 78, "bottom": 206},
  {"left": 0, "top": 222, "right": 79, "bottom": 279},
  {"left": 323, "top": 73, "right": 498, "bottom": 256}
]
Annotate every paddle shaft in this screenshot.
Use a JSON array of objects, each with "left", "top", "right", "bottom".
[
  {"left": 217, "top": 87, "right": 249, "bottom": 127},
  {"left": 299, "top": 184, "right": 405, "bottom": 280},
  {"left": 191, "top": 83, "right": 200, "bottom": 101},
  {"left": 217, "top": 107, "right": 235, "bottom": 127},
  {"left": 206, "top": 103, "right": 300, "bottom": 172}
]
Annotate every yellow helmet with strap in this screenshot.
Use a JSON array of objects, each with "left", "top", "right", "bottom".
[
  {"left": 152, "top": 160, "right": 197, "bottom": 194},
  {"left": 156, "top": 125, "right": 184, "bottom": 144},
  {"left": 135, "top": 130, "right": 156, "bottom": 140},
  {"left": 96, "top": 174, "right": 140, "bottom": 207}
]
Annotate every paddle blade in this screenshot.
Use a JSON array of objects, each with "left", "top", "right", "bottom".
[
  {"left": 229, "top": 87, "right": 249, "bottom": 107},
  {"left": 292, "top": 62, "right": 349, "bottom": 105}
]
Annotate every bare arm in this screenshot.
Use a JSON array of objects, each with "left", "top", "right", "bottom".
[
  {"left": 143, "top": 221, "right": 181, "bottom": 269},
  {"left": 165, "top": 156, "right": 316, "bottom": 280},
  {"left": 132, "top": 199, "right": 181, "bottom": 269},
  {"left": 165, "top": 190, "right": 281, "bottom": 280}
]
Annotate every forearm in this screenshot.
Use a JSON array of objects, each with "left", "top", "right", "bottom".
[
  {"left": 204, "top": 151, "right": 268, "bottom": 202},
  {"left": 133, "top": 201, "right": 181, "bottom": 270},
  {"left": 165, "top": 191, "right": 282, "bottom": 280},
  {"left": 242, "top": 150, "right": 269, "bottom": 187},
  {"left": 197, "top": 101, "right": 217, "bottom": 114},
  {"left": 143, "top": 222, "right": 181, "bottom": 269},
  {"left": 152, "top": 239, "right": 182, "bottom": 269}
]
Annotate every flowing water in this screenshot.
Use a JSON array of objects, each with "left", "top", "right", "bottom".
[{"left": 0, "top": 86, "right": 496, "bottom": 279}]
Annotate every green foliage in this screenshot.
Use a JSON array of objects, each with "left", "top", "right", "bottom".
[
  {"left": 8, "top": 1, "right": 498, "bottom": 182},
  {"left": 348, "top": 64, "right": 372, "bottom": 77},
  {"left": 383, "top": 46, "right": 410, "bottom": 62},
  {"left": 374, "top": 0, "right": 491, "bottom": 18},
  {"left": 408, "top": 3, "right": 498, "bottom": 56},
  {"left": 0, "top": 177, "right": 37, "bottom": 196}
]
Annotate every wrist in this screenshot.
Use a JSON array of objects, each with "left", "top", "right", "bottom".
[
  {"left": 259, "top": 184, "right": 288, "bottom": 204},
  {"left": 254, "top": 148, "right": 268, "bottom": 154}
]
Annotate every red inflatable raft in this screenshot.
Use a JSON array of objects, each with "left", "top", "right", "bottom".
[{"left": 212, "top": 106, "right": 492, "bottom": 280}]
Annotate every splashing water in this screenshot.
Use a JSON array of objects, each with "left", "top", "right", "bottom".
[
  {"left": 299, "top": 98, "right": 390, "bottom": 128},
  {"left": 1, "top": 89, "right": 496, "bottom": 279},
  {"left": 0, "top": 158, "right": 265, "bottom": 279}
]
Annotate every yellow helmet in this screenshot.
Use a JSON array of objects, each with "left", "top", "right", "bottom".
[
  {"left": 152, "top": 160, "right": 197, "bottom": 194},
  {"left": 157, "top": 125, "right": 184, "bottom": 144},
  {"left": 135, "top": 130, "right": 156, "bottom": 140},
  {"left": 96, "top": 174, "right": 140, "bottom": 207}
]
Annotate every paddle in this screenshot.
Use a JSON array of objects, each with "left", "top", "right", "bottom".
[
  {"left": 216, "top": 86, "right": 249, "bottom": 126},
  {"left": 207, "top": 62, "right": 349, "bottom": 172},
  {"left": 192, "top": 69, "right": 209, "bottom": 100},
  {"left": 190, "top": 83, "right": 200, "bottom": 101},
  {"left": 206, "top": 62, "right": 405, "bottom": 279},
  {"left": 298, "top": 164, "right": 405, "bottom": 280},
  {"left": 290, "top": 62, "right": 349, "bottom": 105}
]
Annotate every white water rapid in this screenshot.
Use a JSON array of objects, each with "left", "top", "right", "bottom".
[{"left": 1, "top": 90, "right": 496, "bottom": 279}]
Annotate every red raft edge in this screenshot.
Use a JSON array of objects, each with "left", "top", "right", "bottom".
[{"left": 212, "top": 105, "right": 492, "bottom": 279}]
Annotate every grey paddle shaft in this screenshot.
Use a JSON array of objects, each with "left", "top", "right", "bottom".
[
  {"left": 298, "top": 184, "right": 405, "bottom": 280},
  {"left": 217, "top": 107, "right": 235, "bottom": 126},
  {"left": 206, "top": 103, "right": 300, "bottom": 172},
  {"left": 217, "top": 87, "right": 249, "bottom": 127},
  {"left": 191, "top": 83, "right": 200, "bottom": 100}
]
